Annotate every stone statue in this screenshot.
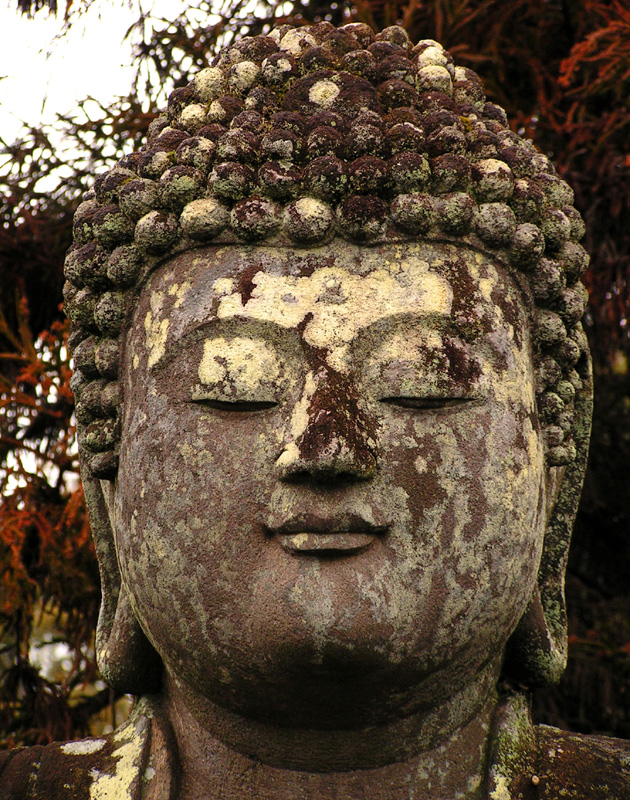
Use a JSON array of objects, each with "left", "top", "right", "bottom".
[{"left": 2, "top": 21, "right": 628, "bottom": 800}]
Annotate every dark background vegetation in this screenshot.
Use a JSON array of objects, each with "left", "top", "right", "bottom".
[{"left": 1, "top": 0, "right": 629, "bottom": 746}]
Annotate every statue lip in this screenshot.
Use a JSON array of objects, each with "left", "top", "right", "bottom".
[
  {"left": 268, "top": 516, "right": 388, "bottom": 555},
  {"left": 277, "top": 531, "right": 378, "bottom": 554}
]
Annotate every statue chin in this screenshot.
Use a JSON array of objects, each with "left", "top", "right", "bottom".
[
  {"left": 158, "top": 628, "right": 460, "bottom": 730},
  {"left": 138, "top": 549, "right": 515, "bottom": 730}
]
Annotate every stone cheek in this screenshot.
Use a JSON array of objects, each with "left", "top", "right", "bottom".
[{"left": 111, "top": 240, "right": 547, "bottom": 732}]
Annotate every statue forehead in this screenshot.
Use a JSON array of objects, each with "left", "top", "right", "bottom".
[
  {"left": 126, "top": 240, "right": 529, "bottom": 379},
  {"left": 133, "top": 240, "right": 527, "bottom": 338}
]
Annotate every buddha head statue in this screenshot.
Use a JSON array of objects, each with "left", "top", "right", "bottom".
[{"left": 63, "top": 21, "right": 592, "bottom": 765}]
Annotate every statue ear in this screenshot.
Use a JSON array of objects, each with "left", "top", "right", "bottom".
[
  {"left": 82, "top": 459, "right": 162, "bottom": 694},
  {"left": 503, "top": 362, "right": 593, "bottom": 688}
]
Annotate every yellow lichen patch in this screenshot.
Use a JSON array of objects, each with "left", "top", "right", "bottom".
[
  {"left": 276, "top": 441, "right": 300, "bottom": 469},
  {"left": 212, "top": 277, "right": 235, "bottom": 296},
  {"left": 61, "top": 739, "right": 106, "bottom": 756},
  {"left": 180, "top": 104, "right": 206, "bottom": 129},
  {"left": 478, "top": 277, "right": 494, "bottom": 302},
  {"left": 216, "top": 258, "right": 452, "bottom": 373},
  {"left": 415, "top": 455, "right": 428, "bottom": 475},
  {"left": 167, "top": 280, "right": 192, "bottom": 309},
  {"left": 194, "top": 336, "right": 282, "bottom": 402},
  {"left": 144, "top": 291, "right": 170, "bottom": 369},
  {"left": 276, "top": 371, "right": 317, "bottom": 464},
  {"left": 292, "top": 197, "right": 330, "bottom": 223},
  {"left": 89, "top": 720, "right": 144, "bottom": 799},
  {"left": 309, "top": 80, "right": 340, "bottom": 107},
  {"left": 279, "top": 27, "right": 317, "bottom": 55},
  {"left": 489, "top": 772, "right": 512, "bottom": 800}
]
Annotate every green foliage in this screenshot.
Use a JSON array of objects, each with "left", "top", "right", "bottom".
[{"left": 1, "top": 0, "right": 629, "bottom": 745}]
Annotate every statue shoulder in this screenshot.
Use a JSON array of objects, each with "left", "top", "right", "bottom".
[
  {"left": 488, "top": 691, "right": 630, "bottom": 799},
  {"left": 530, "top": 723, "right": 630, "bottom": 799},
  {"left": 0, "top": 697, "right": 177, "bottom": 800},
  {"left": 0, "top": 737, "right": 111, "bottom": 799}
]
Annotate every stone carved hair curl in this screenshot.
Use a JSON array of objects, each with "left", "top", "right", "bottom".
[{"left": 64, "top": 22, "right": 591, "bottom": 480}]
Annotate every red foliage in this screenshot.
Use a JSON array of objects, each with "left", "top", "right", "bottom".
[{"left": 0, "top": 297, "right": 100, "bottom": 745}]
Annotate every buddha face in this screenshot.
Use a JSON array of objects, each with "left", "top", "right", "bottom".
[{"left": 112, "top": 240, "right": 547, "bottom": 728}]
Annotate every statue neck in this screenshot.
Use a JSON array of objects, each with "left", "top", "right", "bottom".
[{"left": 162, "top": 667, "right": 499, "bottom": 800}]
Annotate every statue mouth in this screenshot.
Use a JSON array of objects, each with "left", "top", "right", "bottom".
[
  {"left": 278, "top": 531, "right": 378, "bottom": 554},
  {"left": 268, "top": 516, "right": 388, "bottom": 555}
]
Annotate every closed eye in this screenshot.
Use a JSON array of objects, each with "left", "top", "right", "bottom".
[
  {"left": 193, "top": 399, "right": 277, "bottom": 412},
  {"left": 381, "top": 397, "right": 477, "bottom": 410}
]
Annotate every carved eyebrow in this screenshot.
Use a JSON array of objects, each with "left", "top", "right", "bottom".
[
  {"left": 151, "top": 316, "right": 295, "bottom": 372},
  {"left": 354, "top": 311, "right": 482, "bottom": 349},
  {"left": 150, "top": 309, "right": 482, "bottom": 372}
]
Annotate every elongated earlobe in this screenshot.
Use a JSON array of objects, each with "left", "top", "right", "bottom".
[
  {"left": 504, "top": 371, "right": 593, "bottom": 687},
  {"left": 97, "top": 580, "right": 162, "bottom": 694},
  {"left": 503, "top": 583, "right": 567, "bottom": 687},
  {"left": 82, "top": 462, "right": 162, "bottom": 694}
]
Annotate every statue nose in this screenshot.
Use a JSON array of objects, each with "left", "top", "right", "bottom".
[{"left": 277, "top": 381, "right": 377, "bottom": 485}]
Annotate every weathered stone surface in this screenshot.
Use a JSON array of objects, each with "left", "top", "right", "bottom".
[{"left": 3, "top": 20, "right": 626, "bottom": 800}]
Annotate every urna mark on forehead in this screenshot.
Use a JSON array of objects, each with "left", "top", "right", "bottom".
[{"left": 132, "top": 241, "right": 528, "bottom": 376}]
